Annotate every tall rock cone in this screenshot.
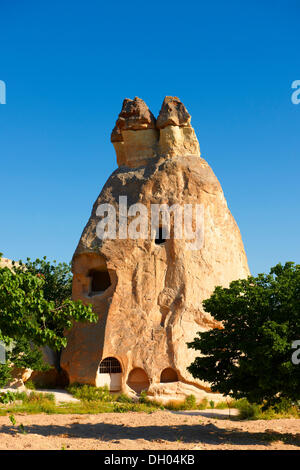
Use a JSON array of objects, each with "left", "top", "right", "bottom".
[{"left": 61, "top": 96, "right": 250, "bottom": 401}]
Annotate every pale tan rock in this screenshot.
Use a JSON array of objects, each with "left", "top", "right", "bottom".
[
  {"left": 61, "top": 98, "right": 250, "bottom": 400},
  {"left": 0, "top": 258, "right": 19, "bottom": 270},
  {"left": 8, "top": 367, "right": 33, "bottom": 388},
  {"left": 122, "top": 128, "right": 159, "bottom": 168},
  {"left": 147, "top": 382, "right": 225, "bottom": 404},
  {"left": 159, "top": 125, "right": 200, "bottom": 158}
]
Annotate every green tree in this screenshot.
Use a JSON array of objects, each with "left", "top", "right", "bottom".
[
  {"left": 187, "top": 262, "right": 300, "bottom": 408},
  {"left": 22, "top": 256, "right": 72, "bottom": 307},
  {"left": 0, "top": 254, "right": 97, "bottom": 356},
  {"left": 6, "top": 338, "right": 50, "bottom": 371},
  {"left": 16, "top": 257, "right": 74, "bottom": 344}
]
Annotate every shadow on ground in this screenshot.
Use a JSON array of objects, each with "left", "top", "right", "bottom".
[
  {"left": 1, "top": 421, "right": 300, "bottom": 447},
  {"left": 170, "top": 410, "right": 239, "bottom": 420}
]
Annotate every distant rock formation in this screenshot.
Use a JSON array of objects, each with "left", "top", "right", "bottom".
[
  {"left": 0, "top": 257, "right": 17, "bottom": 270},
  {"left": 61, "top": 96, "right": 250, "bottom": 401}
]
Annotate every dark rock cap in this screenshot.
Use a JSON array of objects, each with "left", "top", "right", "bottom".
[
  {"left": 156, "top": 96, "right": 191, "bottom": 129},
  {"left": 116, "top": 97, "right": 156, "bottom": 131}
]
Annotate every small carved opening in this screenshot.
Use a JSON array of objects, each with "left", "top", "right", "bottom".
[
  {"left": 160, "top": 368, "right": 178, "bottom": 383},
  {"left": 155, "top": 226, "right": 166, "bottom": 245},
  {"left": 99, "top": 357, "right": 122, "bottom": 374},
  {"left": 127, "top": 368, "right": 150, "bottom": 394},
  {"left": 89, "top": 268, "right": 111, "bottom": 295}
]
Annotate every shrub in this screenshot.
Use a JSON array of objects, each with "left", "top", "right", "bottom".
[
  {"left": 25, "top": 380, "right": 36, "bottom": 390},
  {"left": 235, "top": 398, "right": 261, "bottom": 419},
  {"left": 116, "top": 393, "right": 133, "bottom": 403},
  {"left": 23, "top": 392, "right": 55, "bottom": 403},
  {"left": 138, "top": 390, "right": 151, "bottom": 405},
  {"left": 0, "top": 363, "right": 12, "bottom": 388},
  {"left": 0, "top": 391, "right": 16, "bottom": 404},
  {"left": 197, "top": 398, "right": 208, "bottom": 410},
  {"left": 184, "top": 394, "right": 197, "bottom": 409},
  {"left": 67, "top": 383, "right": 112, "bottom": 402}
]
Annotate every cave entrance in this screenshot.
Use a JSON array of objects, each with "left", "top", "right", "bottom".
[
  {"left": 160, "top": 368, "right": 178, "bottom": 383},
  {"left": 88, "top": 267, "right": 111, "bottom": 296},
  {"left": 127, "top": 368, "right": 150, "bottom": 394}
]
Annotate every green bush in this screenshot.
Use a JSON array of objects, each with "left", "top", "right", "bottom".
[
  {"left": 215, "top": 400, "right": 233, "bottom": 409},
  {"left": 113, "top": 402, "right": 131, "bottom": 413},
  {"left": 116, "top": 393, "right": 133, "bottom": 403},
  {"left": 0, "top": 391, "right": 56, "bottom": 415},
  {"left": 23, "top": 392, "right": 55, "bottom": 403},
  {"left": 67, "top": 383, "right": 112, "bottom": 402},
  {"left": 0, "top": 363, "right": 12, "bottom": 387},
  {"left": 0, "top": 391, "right": 16, "bottom": 404},
  {"left": 197, "top": 398, "right": 208, "bottom": 410},
  {"left": 235, "top": 398, "right": 261, "bottom": 419},
  {"left": 165, "top": 394, "right": 198, "bottom": 411},
  {"left": 235, "top": 397, "right": 299, "bottom": 420},
  {"left": 138, "top": 390, "right": 151, "bottom": 404},
  {"left": 25, "top": 380, "right": 36, "bottom": 390},
  {"left": 184, "top": 394, "right": 197, "bottom": 409}
]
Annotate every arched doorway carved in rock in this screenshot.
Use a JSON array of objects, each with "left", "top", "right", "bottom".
[
  {"left": 160, "top": 367, "right": 178, "bottom": 383},
  {"left": 127, "top": 368, "right": 150, "bottom": 394},
  {"left": 97, "top": 357, "right": 122, "bottom": 391}
]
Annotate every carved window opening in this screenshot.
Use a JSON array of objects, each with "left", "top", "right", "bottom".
[
  {"left": 160, "top": 368, "right": 178, "bottom": 383},
  {"left": 89, "top": 268, "right": 111, "bottom": 295},
  {"left": 155, "top": 226, "right": 166, "bottom": 245},
  {"left": 99, "top": 357, "right": 122, "bottom": 374}
]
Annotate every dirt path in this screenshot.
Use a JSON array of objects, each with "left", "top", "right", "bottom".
[{"left": 0, "top": 410, "right": 299, "bottom": 450}]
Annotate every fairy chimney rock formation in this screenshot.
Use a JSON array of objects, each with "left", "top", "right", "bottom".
[
  {"left": 111, "top": 96, "right": 200, "bottom": 168},
  {"left": 61, "top": 96, "right": 250, "bottom": 401}
]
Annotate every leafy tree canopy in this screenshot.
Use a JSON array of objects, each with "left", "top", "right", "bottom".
[
  {"left": 0, "top": 254, "right": 97, "bottom": 351},
  {"left": 187, "top": 262, "right": 300, "bottom": 407}
]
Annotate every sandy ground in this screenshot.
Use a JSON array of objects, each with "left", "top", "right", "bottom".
[{"left": 0, "top": 409, "right": 300, "bottom": 450}]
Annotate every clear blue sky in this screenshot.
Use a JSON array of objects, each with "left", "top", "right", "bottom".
[{"left": 0, "top": 0, "right": 299, "bottom": 275}]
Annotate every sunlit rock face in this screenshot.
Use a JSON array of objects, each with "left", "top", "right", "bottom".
[{"left": 60, "top": 97, "right": 249, "bottom": 400}]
